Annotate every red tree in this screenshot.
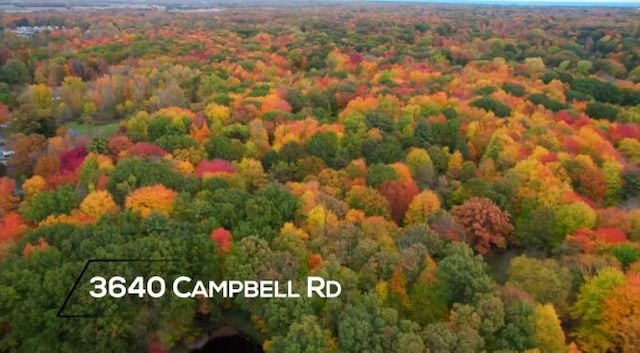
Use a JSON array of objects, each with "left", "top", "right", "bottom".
[
  {"left": 379, "top": 179, "right": 419, "bottom": 224},
  {"left": 0, "top": 102, "right": 9, "bottom": 124},
  {"left": 568, "top": 227, "right": 627, "bottom": 253},
  {"left": 195, "top": 159, "right": 236, "bottom": 177},
  {"left": 126, "top": 143, "right": 168, "bottom": 158},
  {"left": 210, "top": 228, "right": 233, "bottom": 253},
  {"left": 108, "top": 135, "right": 133, "bottom": 157},
  {"left": 0, "top": 212, "right": 28, "bottom": 242},
  {"left": 59, "top": 145, "right": 88, "bottom": 172}
]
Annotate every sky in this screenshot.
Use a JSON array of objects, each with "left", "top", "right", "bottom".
[
  {"left": 378, "top": 0, "right": 640, "bottom": 3},
  {"left": 370, "top": 0, "right": 640, "bottom": 5},
  {"left": 6, "top": 0, "right": 640, "bottom": 6}
]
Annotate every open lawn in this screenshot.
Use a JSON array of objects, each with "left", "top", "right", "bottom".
[{"left": 65, "top": 121, "right": 121, "bottom": 137}]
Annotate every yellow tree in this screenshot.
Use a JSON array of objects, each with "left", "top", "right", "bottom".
[
  {"left": 404, "top": 190, "right": 441, "bottom": 225},
  {"left": 535, "top": 304, "right": 568, "bottom": 353},
  {"left": 79, "top": 190, "right": 119, "bottom": 218},
  {"left": 618, "top": 138, "right": 640, "bottom": 166},
  {"left": 125, "top": 184, "right": 177, "bottom": 218},
  {"left": 59, "top": 76, "right": 87, "bottom": 119},
  {"left": 205, "top": 103, "right": 231, "bottom": 125},
  {"left": 237, "top": 158, "right": 267, "bottom": 192},
  {"left": 22, "top": 176, "right": 47, "bottom": 197},
  {"left": 447, "top": 150, "right": 464, "bottom": 180},
  {"left": 405, "top": 147, "right": 435, "bottom": 187},
  {"left": 602, "top": 160, "right": 623, "bottom": 205}
]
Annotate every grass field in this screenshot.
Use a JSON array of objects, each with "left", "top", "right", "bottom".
[{"left": 65, "top": 121, "right": 122, "bottom": 137}]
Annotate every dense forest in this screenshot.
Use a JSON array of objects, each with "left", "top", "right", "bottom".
[{"left": 0, "top": 4, "right": 639, "bottom": 353}]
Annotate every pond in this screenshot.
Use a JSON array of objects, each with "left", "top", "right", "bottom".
[{"left": 191, "top": 334, "right": 263, "bottom": 353}]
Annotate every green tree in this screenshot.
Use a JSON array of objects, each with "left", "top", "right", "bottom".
[
  {"left": 234, "top": 184, "right": 298, "bottom": 240},
  {"left": 306, "top": 131, "right": 339, "bottom": 166},
  {"left": 586, "top": 102, "right": 620, "bottom": 121},
  {"left": 502, "top": 82, "right": 526, "bottom": 97},
  {"left": 20, "top": 185, "right": 79, "bottom": 223},
  {"left": 470, "top": 97, "right": 511, "bottom": 118},
  {"left": 405, "top": 148, "right": 435, "bottom": 188},
  {"left": 366, "top": 163, "right": 398, "bottom": 188},
  {"left": 266, "top": 315, "right": 334, "bottom": 353},
  {"left": 226, "top": 236, "right": 274, "bottom": 281},
  {"left": 361, "top": 138, "right": 404, "bottom": 164},
  {"left": 603, "top": 160, "right": 622, "bottom": 204},
  {"left": 553, "top": 202, "right": 596, "bottom": 244},
  {"left": 436, "top": 242, "right": 493, "bottom": 304},
  {"left": 205, "top": 135, "right": 245, "bottom": 161},
  {"left": 88, "top": 136, "right": 109, "bottom": 155},
  {"left": 338, "top": 294, "right": 424, "bottom": 353},
  {"left": 0, "top": 214, "right": 222, "bottom": 353},
  {"left": 10, "top": 84, "right": 58, "bottom": 136},
  {"left": 107, "top": 158, "right": 198, "bottom": 204},
  {"left": 408, "top": 258, "right": 449, "bottom": 325},
  {"left": 364, "top": 110, "right": 394, "bottom": 133},
  {"left": 528, "top": 93, "right": 565, "bottom": 112},
  {"left": 513, "top": 202, "right": 556, "bottom": 249},
  {"left": 622, "top": 170, "right": 640, "bottom": 199},
  {"left": 507, "top": 256, "right": 572, "bottom": 315},
  {"left": 609, "top": 244, "right": 640, "bottom": 268},
  {"left": 59, "top": 76, "right": 87, "bottom": 120},
  {"left": 572, "top": 267, "right": 626, "bottom": 353},
  {"left": 491, "top": 300, "right": 537, "bottom": 352},
  {"left": 424, "top": 303, "right": 485, "bottom": 353},
  {"left": 0, "top": 58, "right": 30, "bottom": 85}
]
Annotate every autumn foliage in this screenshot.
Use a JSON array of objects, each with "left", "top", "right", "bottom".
[
  {"left": 404, "top": 190, "right": 441, "bottom": 225},
  {"left": 194, "top": 159, "right": 236, "bottom": 177},
  {"left": 22, "top": 237, "right": 49, "bottom": 258},
  {"left": 210, "top": 228, "right": 232, "bottom": 253},
  {"left": 601, "top": 273, "right": 640, "bottom": 352},
  {"left": 0, "top": 177, "right": 19, "bottom": 217},
  {"left": 0, "top": 103, "right": 9, "bottom": 124},
  {"left": 379, "top": 179, "right": 419, "bottom": 223},
  {"left": 125, "top": 185, "right": 177, "bottom": 218},
  {"left": 125, "top": 143, "right": 168, "bottom": 158},
  {"left": 568, "top": 227, "right": 628, "bottom": 253},
  {"left": 59, "top": 145, "right": 87, "bottom": 172},
  {"left": 451, "top": 197, "right": 514, "bottom": 254},
  {"left": 0, "top": 5, "right": 639, "bottom": 353},
  {"left": 79, "top": 190, "right": 119, "bottom": 218},
  {"left": 0, "top": 212, "right": 29, "bottom": 242}
]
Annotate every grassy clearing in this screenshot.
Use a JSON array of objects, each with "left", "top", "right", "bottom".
[{"left": 65, "top": 121, "right": 122, "bottom": 137}]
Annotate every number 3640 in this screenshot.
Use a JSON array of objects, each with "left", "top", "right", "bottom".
[{"left": 89, "top": 276, "right": 166, "bottom": 298}]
